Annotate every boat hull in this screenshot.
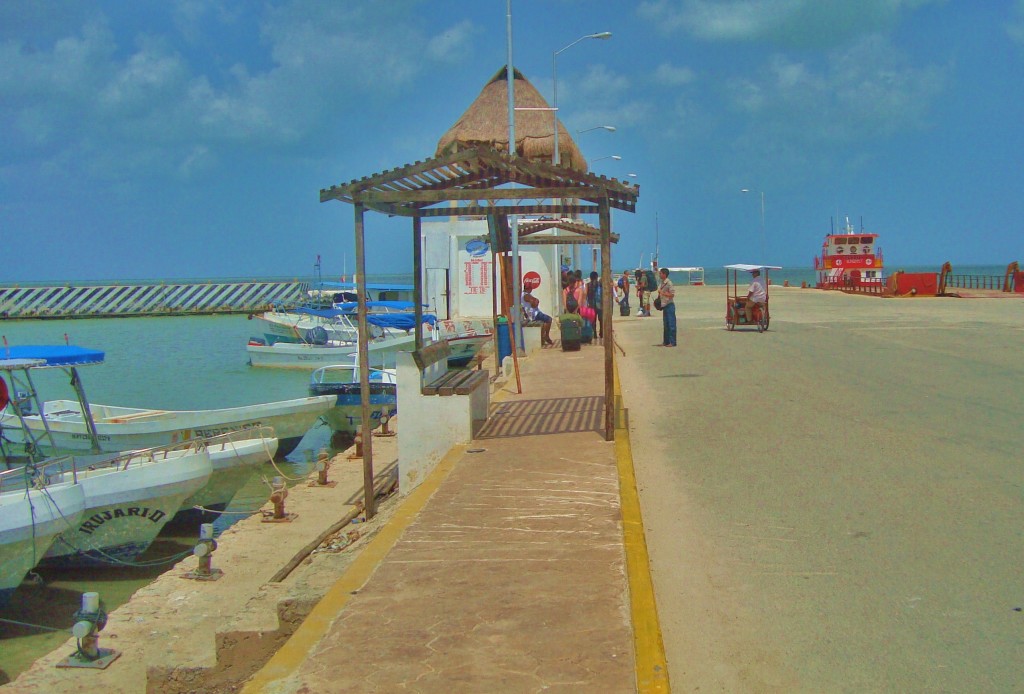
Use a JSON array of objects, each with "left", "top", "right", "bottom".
[
  {"left": 445, "top": 334, "right": 492, "bottom": 368},
  {"left": 310, "top": 383, "right": 398, "bottom": 434},
  {"left": 181, "top": 436, "right": 278, "bottom": 512},
  {"left": 3, "top": 397, "right": 333, "bottom": 459},
  {"left": 40, "top": 446, "right": 212, "bottom": 568},
  {"left": 246, "top": 335, "right": 415, "bottom": 370},
  {"left": 0, "top": 481, "right": 86, "bottom": 605}
]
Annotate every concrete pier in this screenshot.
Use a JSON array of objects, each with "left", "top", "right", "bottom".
[{"left": 0, "top": 279, "right": 308, "bottom": 319}]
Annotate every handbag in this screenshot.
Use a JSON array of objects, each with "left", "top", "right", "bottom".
[{"left": 654, "top": 296, "right": 663, "bottom": 311}]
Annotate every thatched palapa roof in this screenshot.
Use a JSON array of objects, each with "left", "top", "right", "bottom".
[{"left": 436, "top": 67, "right": 587, "bottom": 172}]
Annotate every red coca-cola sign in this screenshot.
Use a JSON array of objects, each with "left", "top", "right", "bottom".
[{"left": 523, "top": 271, "right": 542, "bottom": 289}]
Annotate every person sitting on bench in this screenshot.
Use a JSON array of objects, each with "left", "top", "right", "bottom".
[
  {"left": 522, "top": 286, "right": 554, "bottom": 347},
  {"left": 744, "top": 269, "right": 767, "bottom": 323}
]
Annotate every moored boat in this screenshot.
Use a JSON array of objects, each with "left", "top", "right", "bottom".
[
  {"left": 0, "top": 344, "right": 331, "bottom": 459},
  {"left": 309, "top": 364, "right": 397, "bottom": 442},
  {"left": 814, "top": 216, "right": 885, "bottom": 289},
  {"left": 0, "top": 470, "right": 86, "bottom": 605},
  {"left": 178, "top": 429, "right": 278, "bottom": 518},
  {"left": 39, "top": 441, "right": 212, "bottom": 567}
]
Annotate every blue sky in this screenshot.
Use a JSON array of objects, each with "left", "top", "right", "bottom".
[{"left": 3, "top": 0, "right": 1022, "bottom": 282}]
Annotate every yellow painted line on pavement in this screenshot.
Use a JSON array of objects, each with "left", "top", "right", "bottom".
[
  {"left": 242, "top": 442, "right": 469, "bottom": 693},
  {"left": 614, "top": 362, "right": 671, "bottom": 693}
]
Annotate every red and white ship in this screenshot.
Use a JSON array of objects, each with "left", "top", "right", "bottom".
[{"left": 814, "top": 217, "right": 884, "bottom": 289}]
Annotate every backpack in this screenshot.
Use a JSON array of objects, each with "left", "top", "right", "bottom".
[
  {"left": 565, "top": 289, "right": 579, "bottom": 313},
  {"left": 644, "top": 270, "right": 658, "bottom": 295},
  {"left": 587, "top": 281, "right": 601, "bottom": 309}
]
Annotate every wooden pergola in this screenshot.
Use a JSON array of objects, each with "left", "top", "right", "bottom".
[{"left": 320, "top": 145, "right": 638, "bottom": 515}]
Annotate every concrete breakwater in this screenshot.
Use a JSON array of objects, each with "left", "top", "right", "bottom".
[{"left": 0, "top": 279, "right": 308, "bottom": 319}]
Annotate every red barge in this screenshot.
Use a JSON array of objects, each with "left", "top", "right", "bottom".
[{"left": 814, "top": 217, "right": 884, "bottom": 289}]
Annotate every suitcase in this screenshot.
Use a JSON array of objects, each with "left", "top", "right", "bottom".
[
  {"left": 559, "top": 314, "right": 583, "bottom": 351},
  {"left": 580, "top": 320, "right": 594, "bottom": 344},
  {"left": 619, "top": 304, "right": 630, "bottom": 316}
]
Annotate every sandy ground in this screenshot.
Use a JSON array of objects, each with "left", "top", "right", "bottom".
[{"left": 615, "top": 285, "right": 1024, "bottom": 692}]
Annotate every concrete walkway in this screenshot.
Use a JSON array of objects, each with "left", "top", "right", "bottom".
[{"left": 246, "top": 345, "right": 658, "bottom": 693}]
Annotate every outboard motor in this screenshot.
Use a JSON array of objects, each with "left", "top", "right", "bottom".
[{"left": 309, "top": 326, "right": 329, "bottom": 345}]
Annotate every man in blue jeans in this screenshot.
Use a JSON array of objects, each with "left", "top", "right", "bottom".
[{"left": 656, "top": 267, "right": 676, "bottom": 347}]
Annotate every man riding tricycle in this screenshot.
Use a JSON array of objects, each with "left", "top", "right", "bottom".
[{"left": 724, "top": 264, "right": 781, "bottom": 332}]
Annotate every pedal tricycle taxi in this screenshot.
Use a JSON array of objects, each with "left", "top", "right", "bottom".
[{"left": 724, "top": 264, "right": 781, "bottom": 332}]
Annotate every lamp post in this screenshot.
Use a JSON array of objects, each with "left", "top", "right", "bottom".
[
  {"left": 576, "top": 125, "right": 616, "bottom": 136},
  {"left": 591, "top": 155, "right": 622, "bottom": 164},
  {"left": 740, "top": 188, "right": 766, "bottom": 265},
  {"left": 552, "top": 32, "right": 612, "bottom": 167}
]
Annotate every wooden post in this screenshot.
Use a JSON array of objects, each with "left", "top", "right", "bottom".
[
  {"left": 413, "top": 216, "right": 424, "bottom": 351},
  {"left": 600, "top": 198, "right": 614, "bottom": 441},
  {"left": 353, "top": 201, "right": 375, "bottom": 519}
]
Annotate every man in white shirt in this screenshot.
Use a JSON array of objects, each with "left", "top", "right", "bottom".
[{"left": 744, "top": 269, "right": 767, "bottom": 324}]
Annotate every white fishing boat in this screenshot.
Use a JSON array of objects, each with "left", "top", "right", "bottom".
[
  {"left": 445, "top": 333, "right": 492, "bottom": 368},
  {"left": 309, "top": 364, "right": 397, "bottom": 442},
  {"left": 246, "top": 330, "right": 417, "bottom": 370},
  {"left": 177, "top": 429, "right": 278, "bottom": 518},
  {"left": 9, "top": 396, "right": 329, "bottom": 459},
  {"left": 252, "top": 300, "right": 424, "bottom": 346},
  {"left": 39, "top": 441, "right": 212, "bottom": 567},
  {"left": 0, "top": 470, "right": 86, "bottom": 606},
  {"left": 0, "top": 344, "right": 332, "bottom": 459}
]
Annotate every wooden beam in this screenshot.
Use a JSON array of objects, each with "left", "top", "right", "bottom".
[
  {"left": 599, "top": 198, "right": 614, "bottom": 442},
  {"left": 415, "top": 204, "right": 601, "bottom": 218},
  {"left": 360, "top": 186, "right": 602, "bottom": 203},
  {"left": 353, "top": 201, "right": 376, "bottom": 519}
]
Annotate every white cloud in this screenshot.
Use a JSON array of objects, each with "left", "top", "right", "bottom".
[
  {"left": 721, "top": 34, "right": 947, "bottom": 175},
  {"left": 0, "top": 1, "right": 480, "bottom": 182},
  {"left": 1008, "top": 0, "right": 1024, "bottom": 44},
  {"left": 653, "top": 62, "right": 696, "bottom": 86},
  {"left": 426, "top": 20, "right": 476, "bottom": 63},
  {"left": 638, "top": 0, "right": 946, "bottom": 47}
]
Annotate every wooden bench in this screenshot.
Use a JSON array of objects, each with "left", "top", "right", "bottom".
[{"left": 412, "top": 341, "right": 489, "bottom": 396}]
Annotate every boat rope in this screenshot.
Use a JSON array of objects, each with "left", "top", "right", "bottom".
[
  {"left": 264, "top": 453, "right": 307, "bottom": 482},
  {"left": 35, "top": 484, "right": 195, "bottom": 568},
  {"left": 0, "top": 616, "right": 65, "bottom": 632},
  {"left": 187, "top": 504, "right": 254, "bottom": 515}
]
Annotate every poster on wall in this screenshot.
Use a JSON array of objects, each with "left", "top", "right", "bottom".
[{"left": 462, "top": 238, "right": 491, "bottom": 296}]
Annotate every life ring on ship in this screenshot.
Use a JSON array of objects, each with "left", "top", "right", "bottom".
[{"left": 0, "top": 376, "right": 8, "bottom": 410}]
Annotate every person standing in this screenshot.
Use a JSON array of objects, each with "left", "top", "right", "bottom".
[
  {"left": 587, "top": 271, "right": 604, "bottom": 339},
  {"left": 635, "top": 269, "right": 650, "bottom": 317},
  {"left": 657, "top": 267, "right": 676, "bottom": 347},
  {"left": 618, "top": 271, "right": 631, "bottom": 313}
]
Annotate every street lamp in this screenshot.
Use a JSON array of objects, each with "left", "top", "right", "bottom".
[
  {"left": 740, "top": 188, "right": 766, "bottom": 265},
  {"left": 591, "top": 155, "right": 622, "bottom": 163},
  {"left": 552, "top": 32, "right": 612, "bottom": 167},
  {"left": 576, "top": 125, "right": 616, "bottom": 136}
]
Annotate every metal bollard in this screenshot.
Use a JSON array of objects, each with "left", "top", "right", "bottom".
[
  {"left": 374, "top": 413, "right": 396, "bottom": 437},
  {"left": 184, "top": 523, "right": 223, "bottom": 580},
  {"left": 347, "top": 432, "right": 364, "bottom": 459},
  {"left": 262, "top": 476, "right": 296, "bottom": 522},
  {"left": 56, "top": 592, "right": 121, "bottom": 669},
  {"left": 309, "top": 448, "right": 336, "bottom": 487}
]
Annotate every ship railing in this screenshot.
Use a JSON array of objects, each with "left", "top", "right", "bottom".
[{"left": 945, "top": 274, "right": 1003, "bottom": 290}]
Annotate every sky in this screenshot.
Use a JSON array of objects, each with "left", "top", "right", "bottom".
[{"left": 2, "top": 0, "right": 1023, "bottom": 282}]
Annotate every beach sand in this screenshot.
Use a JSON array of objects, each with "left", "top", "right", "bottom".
[{"left": 615, "top": 285, "right": 1024, "bottom": 692}]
